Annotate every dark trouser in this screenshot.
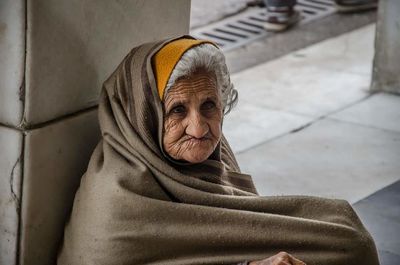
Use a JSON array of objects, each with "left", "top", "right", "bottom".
[{"left": 263, "top": 0, "right": 297, "bottom": 9}]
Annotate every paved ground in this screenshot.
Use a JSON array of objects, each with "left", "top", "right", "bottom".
[
  {"left": 190, "top": 0, "right": 376, "bottom": 74},
  {"left": 354, "top": 180, "right": 400, "bottom": 264},
  {"left": 190, "top": 0, "right": 250, "bottom": 29},
  {"left": 221, "top": 24, "right": 400, "bottom": 264},
  {"left": 225, "top": 10, "right": 376, "bottom": 73}
]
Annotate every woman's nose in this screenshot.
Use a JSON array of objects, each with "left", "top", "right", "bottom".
[{"left": 186, "top": 111, "right": 209, "bottom": 138}]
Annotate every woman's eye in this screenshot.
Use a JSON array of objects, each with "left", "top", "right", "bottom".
[
  {"left": 170, "top": 105, "right": 186, "bottom": 114},
  {"left": 201, "top": 100, "right": 216, "bottom": 110}
]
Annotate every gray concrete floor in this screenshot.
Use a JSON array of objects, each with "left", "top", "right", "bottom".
[
  {"left": 190, "top": 0, "right": 250, "bottom": 29},
  {"left": 224, "top": 10, "right": 377, "bottom": 74},
  {"left": 190, "top": 0, "right": 376, "bottom": 74},
  {"left": 354, "top": 180, "right": 400, "bottom": 265}
]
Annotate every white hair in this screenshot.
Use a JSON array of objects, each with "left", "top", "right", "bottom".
[{"left": 164, "top": 43, "right": 237, "bottom": 115}]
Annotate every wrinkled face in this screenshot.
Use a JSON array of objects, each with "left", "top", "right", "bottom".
[{"left": 163, "top": 71, "right": 223, "bottom": 164}]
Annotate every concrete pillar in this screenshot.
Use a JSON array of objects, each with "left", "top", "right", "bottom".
[
  {"left": 371, "top": 0, "right": 400, "bottom": 94},
  {"left": 0, "top": 1, "right": 191, "bottom": 264}
]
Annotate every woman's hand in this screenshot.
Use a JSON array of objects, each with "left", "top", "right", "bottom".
[{"left": 248, "top": 251, "right": 306, "bottom": 265}]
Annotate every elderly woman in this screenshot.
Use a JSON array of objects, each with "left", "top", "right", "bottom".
[{"left": 58, "top": 36, "right": 379, "bottom": 265}]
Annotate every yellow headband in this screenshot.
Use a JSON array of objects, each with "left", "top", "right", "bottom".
[{"left": 152, "top": 38, "right": 217, "bottom": 100}]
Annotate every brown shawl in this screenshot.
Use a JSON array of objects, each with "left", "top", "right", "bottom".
[{"left": 57, "top": 36, "right": 379, "bottom": 265}]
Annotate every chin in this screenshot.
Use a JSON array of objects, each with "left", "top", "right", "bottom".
[
  {"left": 184, "top": 151, "right": 213, "bottom": 164},
  {"left": 185, "top": 156, "right": 208, "bottom": 164}
]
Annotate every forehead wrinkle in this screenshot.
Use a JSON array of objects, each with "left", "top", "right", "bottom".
[
  {"left": 170, "top": 75, "right": 217, "bottom": 95},
  {"left": 166, "top": 84, "right": 217, "bottom": 105},
  {"left": 164, "top": 74, "right": 218, "bottom": 107}
]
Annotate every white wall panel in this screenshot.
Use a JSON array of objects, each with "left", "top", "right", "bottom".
[
  {"left": 24, "top": 0, "right": 191, "bottom": 125},
  {"left": 0, "top": 0, "right": 25, "bottom": 126}
]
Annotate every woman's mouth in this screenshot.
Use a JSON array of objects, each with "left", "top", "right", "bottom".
[{"left": 185, "top": 137, "right": 210, "bottom": 146}]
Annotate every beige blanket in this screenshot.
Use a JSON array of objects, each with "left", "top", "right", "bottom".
[{"left": 58, "top": 36, "right": 379, "bottom": 265}]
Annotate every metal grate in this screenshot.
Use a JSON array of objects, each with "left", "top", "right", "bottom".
[{"left": 190, "top": 0, "right": 336, "bottom": 52}]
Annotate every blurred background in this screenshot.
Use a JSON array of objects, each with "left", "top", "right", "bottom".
[{"left": 0, "top": 0, "right": 399, "bottom": 264}]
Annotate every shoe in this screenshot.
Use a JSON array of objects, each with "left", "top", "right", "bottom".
[
  {"left": 263, "top": 9, "right": 300, "bottom": 32},
  {"left": 335, "top": 0, "right": 378, "bottom": 13},
  {"left": 246, "top": 0, "right": 265, "bottom": 7}
]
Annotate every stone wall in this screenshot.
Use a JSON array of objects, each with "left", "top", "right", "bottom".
[{"left": 0, "top": 1, "right": 190, "bottom": 264}]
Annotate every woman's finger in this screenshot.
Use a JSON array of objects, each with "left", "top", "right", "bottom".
[
  {"left": 271, "top": 251, "right": 306, "bottom": 265},
  {"left": 287, "top": 253, "right": 307, "bottom": 265},
  {"left": 271, "top": 253, "right": 291, "bottom": 265},
  {"left": 249, "top": 251, "right": 306, "bottom": 265},
  {"left": 273, "top": 259, "right": 291, "bottom": 265}
]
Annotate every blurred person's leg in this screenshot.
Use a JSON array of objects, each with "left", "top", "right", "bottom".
[
  {"left": 335, "top": 0, "right": 378, "bottom": 13},
  {"left": 263, "top": 0, "right": 300, "bottom": 32}
]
